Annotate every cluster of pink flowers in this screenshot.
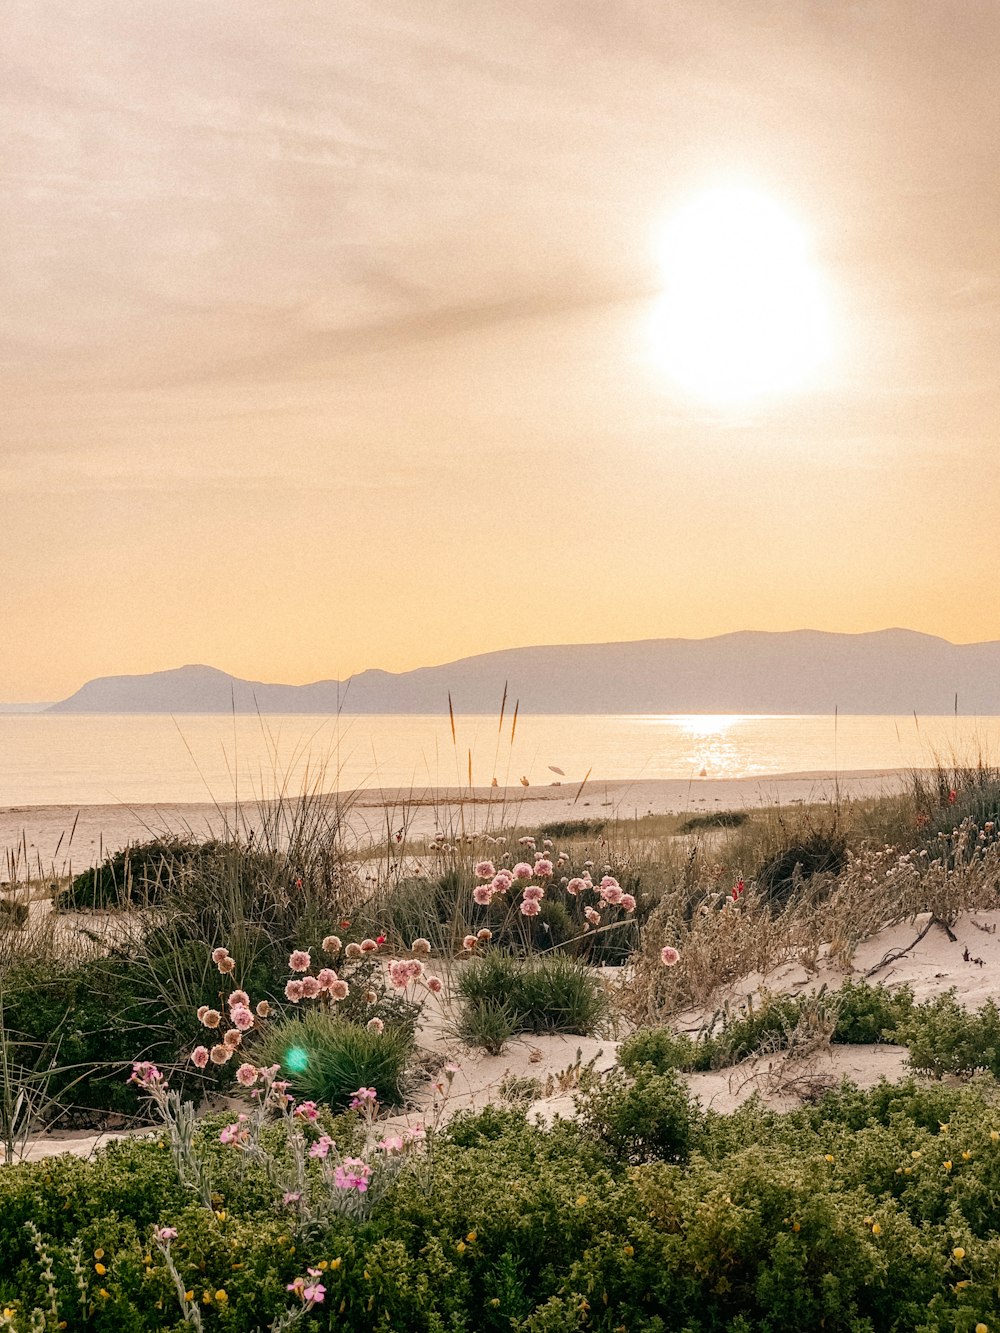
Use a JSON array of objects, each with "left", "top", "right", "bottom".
[
  {"left": 333, "top": 1157, "right": 373, "bottom": 1193},
  {"left": 128, "top": 1061, "right": 164, "bottom": 1090},
  {"left": 472, "top": 856, "right": 636, "bottom": 927},
  {"left": 191, "top": 976, "right": 272, "bottom": 1068},
  {"left": 287, "top": 1270, "right": 326, "bottom": 1305},
  {"left": 284, "top": 947, "right": 351, "bottom": 1005},
  {"left": 461, "top": 929, "right": 493, "bottom": 951},
  {"left": 385, "top": 941, "right": 443, "bottom": 996}
]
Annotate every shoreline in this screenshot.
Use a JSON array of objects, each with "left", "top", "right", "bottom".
[{"left": 2, "top": 769, "right": 908, "bottom": 875}]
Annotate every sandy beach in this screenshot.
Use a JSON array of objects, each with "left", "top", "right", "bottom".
[{"left": 0, "top": 770, "right": 909, "bottom": 877}]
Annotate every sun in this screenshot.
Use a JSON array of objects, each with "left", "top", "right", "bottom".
[{"left": 650, "top": 184, "right": 834, "bottom": 406}]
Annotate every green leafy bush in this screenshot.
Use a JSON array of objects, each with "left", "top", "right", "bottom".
[
  {"left": 893, "top": 991, "right": 1000, "bottom": 1079},
  {"left": 256, "top": 1011, "right": 413, "bottom": 1109},
  {"left": 575, "top": 1065, "right": 699, "bottom": 1163},
  {"left": 63, "top": 838, "right": 220, "bottom": 909},
  {"left": 679, "top": 810, "right": 749, "bottom": 833},
  {"left": 832, "top": 978, "right": 915, "bottom": 1045}
]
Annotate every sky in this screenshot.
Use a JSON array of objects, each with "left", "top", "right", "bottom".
[{"left": 4, "top": 0, "right": 1000, "bottom": 701}]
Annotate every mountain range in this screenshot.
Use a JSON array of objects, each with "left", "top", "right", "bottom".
[{"left": 41, "top": 629, "right": 1000, "bottom": 715}]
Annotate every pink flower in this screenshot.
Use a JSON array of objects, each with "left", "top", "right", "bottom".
[
  {"left": 303, "top": 1282, "right": 325, "bottom": 1304},
  {"left": 190, "top": 1045, "right": 210, "bottom": 1069},
  {"left": 218, "top": 956, "right": 236, "bottom": 974},
  {"left": 407, "top": 959, "right": 424, "bottom": 979},
  {"left": 201, "top": 1009, "right": 221, "bottom": 1029},
  {"left": 378, "top": 1134, "right": 406, "bottom": 1153},
  {"left": 584, "top": 906, "right": 601, "bottom": 925},
  {"left": 294, "top": 1100, "right": 320, "bottom": 1121},
  {"left": 426, "top": 976, "right": 443, "bottom": 994},
  {"left": 472, "top": 885, "right": 494, "bottom": 906},
  {"left": 520, "top": 898, "right": 541, "bottom": 917},
  {"left": 360, "top": 938, "right": 379, "bottom": 953},
  {"left": 309, "top": 1134, "right": 335, "bottom": 1159},
  {"left": 491, "top": 872, "right": 512, "bottom": 892},
  {"left": 660, "top": 946, "right": 680, "bottom": 967},
  {"left": 196, "top": 1005, "right": 209, "bottom": 1022},
  {"left": 289, "top": 949, "right": 311, "bottom": 972},
  {"left": 236, "top": 1062, "right": 258, "bottom": 1087},
  {"left": 474, "top": 860, "right": 496, "bottom": 879},
  {"left": 301, "top": 976, "right": 322, "bottom": 999},
  {"left": 534, "top": 859, "right": 554, "bottom": 878},
  {"left": 329, "top": 980, "right": 349, "bottom": 1001},
  {"left": 411, "top": 937, "right": 431, "bottom": 954},
  {"left": 333, "top": 1158, "right": 372, "bottom": 1192},
  {"left": 388, "top": 960, "right": 411, "bottom": 989},
  {"left": 476, "top": 928, "right": 493, "bottom": 942},
  {"left": 230, "top": 1005, "right": 255, "bottom": 1031},
  {"left": 512, "top": 862, "right": 534, "bottom": 879},
  {"left": 211, "top": 947, "right": 230, "bottom": 965},
  {"left": 566, "top": 878, "right": 587, "bottom": 896},
  {"left": 255, "top": 1000, "right": 271, "bottom": 1018},
  {"left": 367, "top": 1017, "right": 385, "bottom": 1034},
  {"left": 282, "top": 1191, "right": 302, "bottom": 1206},
  {"left": 345, "top": 942, "right": 363, "bottom": 959},
  {"left": 219, "top": 1120, "right": 243, "bottom": 1145},
  {"left": 223, "top": 1028, "right": 243, "bottom": 1049},
  {"left": 285, "top": 979, "right": 304, "bottom": 1002},
  {"left": 620, "top": 894, "right": 637, "bottom": 912},
  {"left": 600, "top": 875, "right": 618, "bottom": 890},
  {"left": 210, "top": 1043, "right": 233, "bottom": 1064},
  {"left": 349, "top": 1086, "right": 377, "bottom": 1109},
  {"left": 317, "top": 967, "right": 338, "bottom": 989},
  {"left": 522, "top": 884, "right": 544, "bottom": 901},
  {"left": 601, "top": 885, "right": 623, "bottom": 905},
  {"left": 227, "top": 989, "right": 250, "bottom": 1010},
  {"left": 153, "top": 1226, "right": 178, "bottom": 1242},
  {"left": 518, "top": 836, "right": 536, "bottom": 848},
  {"left": 462, "top": 934, "right": 478, "bottom": 951},
  {"left": 322, "top": 935, "right": 342, "bottom": 955}
]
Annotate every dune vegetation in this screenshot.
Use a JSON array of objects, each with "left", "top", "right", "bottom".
[{"left": 2, "top": 763, "right": 1000, "bottom": 1329}]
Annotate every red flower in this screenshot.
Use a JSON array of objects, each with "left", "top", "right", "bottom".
[
  {"left": 375, "top": 934, "right": 386, "bottom": 946},
  {"left": 948, "top": 789, "right": 957, "bottom": 805},
  {"left": 340, "top": 920, "right": 351, "bottom": 931},
  {"left": 731, "top": 878, "right": 746, "bottom": 902}
]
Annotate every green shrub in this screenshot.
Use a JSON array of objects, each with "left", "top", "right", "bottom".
[
  {"left": 679, "top": 810, "right": 749, "bottom": 833},
  {"left": 619, "top": 1026, "right": 700, "bottom": 1074},
  {"left": 892, "top": 991, "right": 1000, "bottom": 1079},
  {"left": 832, "top": 978, "right": 915, "bottom": 1045},
  {"left": 454, "top": 995, "right": 520, "bottom": 1055},
  {"left": 754, "top": 827, "right": 847, "bottom": 910},
  {"left": 63, "top": 837, "right": 220, "bottom": 909},
  {"left": 575, "top": 1066, "right": 699, "bottom": 1163},
  {"left": 535, "top": 819, "right": 606, "bottom": 839},
  {"left": 456, "top": 952, "right": 607, "bottom": 1047},
  {"left": 256, "top": 1011, "right": 413, "bottom": 1109}
]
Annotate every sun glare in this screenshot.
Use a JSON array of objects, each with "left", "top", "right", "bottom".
[{"left": 651, "top": 185, "right": 834, "bottom": 406}]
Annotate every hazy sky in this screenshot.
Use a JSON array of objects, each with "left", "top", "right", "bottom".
[{"left": 4, "top": 0, "right": 1000, "bottom": 700}]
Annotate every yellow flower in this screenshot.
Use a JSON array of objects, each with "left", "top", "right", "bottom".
[
  {"left": 963, "top": 1151, "right": 972, "bottom": 1160},
  {"left": 466, "top": 1231, "right": 477, "bottom": 1244},
  {"left": 944, "top": 1160, "right": 953, "bottom": 1171},
  {"left": 792, "top": 1222, "right": 800, "bottom": 1233},
  {"left": 202, "top": 1290, "right": 212, "bottom": 1305},
  {"left": 455, "top": 1242, "right": 466, "bottom": 1255},
  {"left": 329, "top": 1258, "right": 342, "bottom": 1271},
  {"left": 824, "top": 1154, "right": 834, "bottom": 1163},
  {"left": 215, "top": 1210, "right": 226, "bottom": 1222},
  {"left": 939, "top": 1123, "right": 949, "bottom": 1133},
  {"left": 623, "top": 1245, "right": 634, "bottom": 1257},
  {"left": 872, "top": 1223, "right": 882, "bottom": 1236},
  {"left": 953, "top": 1247, "right": 966, "bottom": 1262},
  {"left": 184, "top": 1291, "right": 194, "bottom": 1303},
  {"left": 992, "top": 1132, "right": 1000, "bottom": 1143},
  {"left": 94, "top": 1263, "right": 107, "bottom": 1276},
  {"left": 976, "top": 1325, "right": 988, "bottom": 1333},
  {"left": 904, "top": 1167, "right": 912, "bottom": 1175},
  {"left": 94, "top": 1249, "right": 105, "bottom": 1260},
  {"left": 215, "top": 1290, "right": 228, "bottom": 1304},
  {"left": 99, "top": 1289, "right": 110, "bottom": 1300},
  {"left": 576, "top": 1195, "right": 588, "bottom": 1207},
  {"left": 911, "top": 1150, "right": 921, "bottom": 1160}
]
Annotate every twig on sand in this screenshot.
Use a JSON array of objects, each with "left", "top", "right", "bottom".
[{"left": 865, "top": 913, "right": 955, "bottom": 979}]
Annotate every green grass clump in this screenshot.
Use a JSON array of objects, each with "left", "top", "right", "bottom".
[
  {"left": 256, "top": 1011, "right": 413, "bottom": 1109},
  {"left": 456, "top": 951, "right": 607, "bottom": 1050},
  {"left": 892, "top": 991, "right": 1000, "bottom": 1079},
  {"left": 678, "top": 810, "right": 749, "bottom": 833},
  {"left": 535, "top": 818, "right": 606, "bottom": 839}
]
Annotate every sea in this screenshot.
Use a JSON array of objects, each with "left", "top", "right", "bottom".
[{"left": 1, "top": 712, "right": 998, "bottom": 808}]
